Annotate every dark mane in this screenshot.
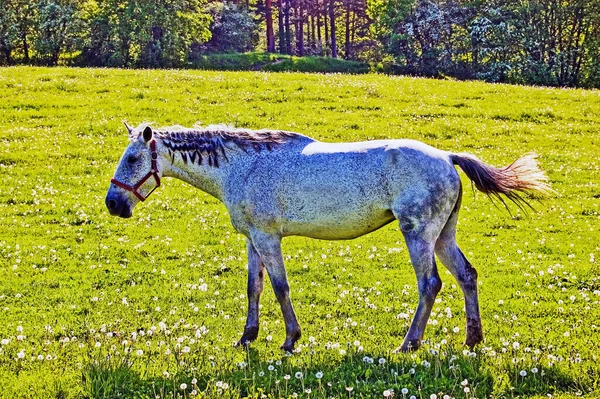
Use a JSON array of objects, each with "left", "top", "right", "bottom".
[{"left": 148, "top": 125, "right": 303, "bottom": 167}]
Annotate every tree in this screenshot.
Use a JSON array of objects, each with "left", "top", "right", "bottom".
[
  {"left": 203, "top": 2, "right": 255, "bottom": 53},
  {"left": 0, "top": 0, "right": 19, "bottom": 64},
  {"left": 36, "top": 0, "right": 83, "bottom": 65}
]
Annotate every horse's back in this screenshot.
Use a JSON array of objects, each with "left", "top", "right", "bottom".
[{"left": 235, "top": 138, "right": 461, "bottom": 239}]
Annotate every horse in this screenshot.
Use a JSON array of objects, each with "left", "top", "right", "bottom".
[{"left": 105, "top": 122, "right": 551, "bottom": 352}]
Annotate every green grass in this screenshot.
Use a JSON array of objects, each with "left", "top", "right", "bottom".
[
  {"left": 0, "top": 66, "right": 599, "bottom": 398},
  {"left": 190, "top": 52, "right": 370, "bottom": 74}
]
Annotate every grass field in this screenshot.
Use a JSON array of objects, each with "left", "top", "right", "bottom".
[{"left": 0, "top": 67, "right": 599, "bottom": 399}]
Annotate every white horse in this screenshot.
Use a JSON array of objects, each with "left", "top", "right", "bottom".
[{"left": 106, "top": 123, "right": 550, "bottom": 352}]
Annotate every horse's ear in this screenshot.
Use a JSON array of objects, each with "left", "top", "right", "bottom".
[
  {"left": 143, "top": 126, "right": 153, "bottom": 142},
  {"left": 124, "top": 121, "right": 133, "bottom": 135}
]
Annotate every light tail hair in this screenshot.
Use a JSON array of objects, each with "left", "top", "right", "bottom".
[{"left": 450, "top": 152, "right": 553, "bottom": 211}]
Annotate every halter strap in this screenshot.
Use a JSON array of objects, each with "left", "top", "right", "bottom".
[{"left": 111, "top": 140, "right": 161, "bottom": 202}]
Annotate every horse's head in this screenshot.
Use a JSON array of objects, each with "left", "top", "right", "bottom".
[{"left": 105, "top": 123, "right": 161, "bottom": 218}]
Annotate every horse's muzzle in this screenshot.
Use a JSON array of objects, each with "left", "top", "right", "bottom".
[{"left": 105, "top": 193, "right": 133, "bottom": 218}]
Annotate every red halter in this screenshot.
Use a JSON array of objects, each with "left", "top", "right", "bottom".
[{"left": 110, "top": 140, "right": 161, "bottom": 202}]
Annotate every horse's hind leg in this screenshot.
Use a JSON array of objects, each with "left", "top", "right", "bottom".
[
  {"left": 396, "top": 230, "right": 442, "bottom": 352},
  {"left": 434, "top": 195, "right": 483, "bottom": 348}
]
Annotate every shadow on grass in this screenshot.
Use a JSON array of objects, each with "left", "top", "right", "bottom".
[{"left": 80, "top": 346, "right": 589, "bottom": 399}]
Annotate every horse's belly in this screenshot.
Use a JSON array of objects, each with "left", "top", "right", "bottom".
[{"left": 281, "top": 208, "right": 396, "bottom": 240}]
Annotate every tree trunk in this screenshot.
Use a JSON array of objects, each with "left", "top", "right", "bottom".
[
  {"left": 266, "top": 0, "right": 275, "bottom": 52},
  {"left": 344, "top": 0, "right": 350, "bottom": 59},
  {"left": 317, "top": 12, "right": 322, "bottom": 51},
  {"left": 1, "top": 48, "right": 12, "bottom": 65},
  {"left": 22, "top": 33, "right": 29, "bottom": 63},
  {"left": 311, "top": 13, "right": 316, "bottom": 50},
  {"left": 306, "top": 13, "right": 312, "bottom": 51},
  {"left": 278, "top": 0, "right": 285, "bottom": 53},
  {"left": 324, "top": 7, "right": 329, "bottom": 53},
  {"left": 284, "top": 0, "right": 292, "bottom": 54},
  {"left": 297, "top": 0, "right": 304, "bottom": 55},
  {"left": 329, "top": 0, "right": 337, "bottom": 58}
]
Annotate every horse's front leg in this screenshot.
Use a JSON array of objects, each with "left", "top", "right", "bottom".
[
  {"left": 250, "top": 230, "right": 301, "bottom": 352},
  {"left": 236, "top": 239, "right": 265, "bottom": 347}
]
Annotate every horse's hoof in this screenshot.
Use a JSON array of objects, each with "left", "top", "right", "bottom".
[
  {"left": 465, "top": 320, "right": 483, "bottom": 348},
  {"left": 280, "top": 342, "right": 295, "bottom": 353},
  {"left": 280, "top": 332, "right": 301, "bottom": 353},
  {"left": 394, "top": 339, "right": 421, "bottom": 353},
  {"left": 465, "top": 331, "right": 483, "bottom": 349},
  {"left": 236, "top": 326, "right": 259, "bottom": 347}
]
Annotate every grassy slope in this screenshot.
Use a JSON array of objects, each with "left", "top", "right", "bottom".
[{"left": 0, "top": 67, "right": 598, "bottom": 398}]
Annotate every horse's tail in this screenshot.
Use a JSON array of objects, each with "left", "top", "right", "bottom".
[{"left": 449, "top": 152, "right": 553, "bottom": 210}]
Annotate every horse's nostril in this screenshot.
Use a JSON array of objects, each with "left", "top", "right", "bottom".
[{"left": 108, "top": 199, "right": 117, "bottom": 210}]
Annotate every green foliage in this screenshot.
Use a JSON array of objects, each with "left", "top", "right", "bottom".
[
  {"left": 190, "top": 52, "right": 370, "bottom": 73},
  {"left": 77, "top": 0, "right": 211, "bottom": 67},
  {"left": 0, "top": 67, "right": 599, "bottom": 398},
  {"left": 36, "top": 0, "right": 83, "bottom": 66},
  {"left": 201, "top": 3, "right": 256, "bottom": 54},
  {"left": 262, "top": 55, "right": 370, "bottom": 73}
]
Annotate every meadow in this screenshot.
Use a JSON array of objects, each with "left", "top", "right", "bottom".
[{"left": 0, "top": 67, "right": 598, "bottom": 399}]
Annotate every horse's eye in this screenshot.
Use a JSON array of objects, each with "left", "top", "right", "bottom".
[{"left": 127, "top": 155, "right": 138, "bottom": 164}]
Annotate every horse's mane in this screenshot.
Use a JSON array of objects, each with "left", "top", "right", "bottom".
[{"left": 134, "top": 124, "right": 305, "bottom": 167}]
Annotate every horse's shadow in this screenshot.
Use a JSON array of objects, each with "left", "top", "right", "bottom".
[{"left": 80, "top": 345, "right": 581, "bottom": 399}]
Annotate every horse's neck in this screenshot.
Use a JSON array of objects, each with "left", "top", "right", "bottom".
[{"left": 159, "top": 143, "right": 236, "bottom": 201}]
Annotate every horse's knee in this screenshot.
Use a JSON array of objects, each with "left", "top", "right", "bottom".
[
  {"left": 271, "top": 279, "right": 290, "bottom": 300},
  {"left": 419, "top": 274, "right": 442, "bottom": 300}
]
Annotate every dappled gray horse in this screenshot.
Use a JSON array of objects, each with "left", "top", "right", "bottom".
[{"left": 106, "top": 123, "right": 550, "bottom": 352}]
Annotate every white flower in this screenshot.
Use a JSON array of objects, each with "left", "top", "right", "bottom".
[
  {"left": 531, "top": 367, "right": 538, "bottom": 374},
  {"left": 268, "top": 365, "right": 275, "bottom": 371},
  {"left": 283, "top": 374, "right": 290, "bottom": 380},
  {"left": 464, "top": 387, "right": 470, "bottom": 393},
  {"left": 513, "top": 341, "right": 520, "bottom": 350},
  {"left": 180, "top": 383, "right": 187, "bottom": 390},
  {"left": 295, "top": 371, "right": 303, "bottom": 379},
  {"left": 379, "top": 357, "right": 386, "bottom": 365},
  {"left": 401, "top": 388, "right": 409, "bottom": 394},
  {"left": 384, "top": 389, "right": 393, "bottom": 397},
  {"left": 520, "top": 370, "right": 527, "bottom": 377},
  {"left": 315, "top": 371, "right": 323, "bottom": 379},
  {"left": 191, "top": 378, "right": 197, "bottom": 384},
  {"left": 136, "top": 349, "right": 143, "bottom": 356}
]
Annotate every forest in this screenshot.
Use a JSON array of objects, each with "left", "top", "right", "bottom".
[{"left": 1, "top": 0, "right": 599, "bottom": 88}]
